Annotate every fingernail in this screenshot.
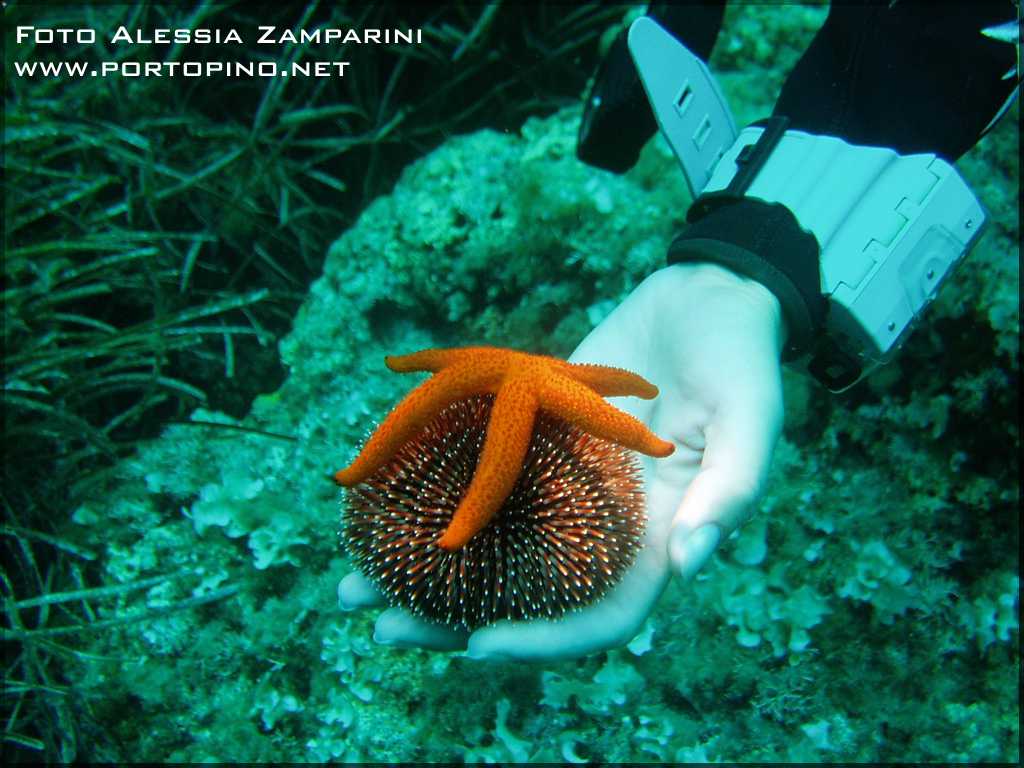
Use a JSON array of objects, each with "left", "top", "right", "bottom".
[
  {"left": 469, "top": 653, "right": 511, "bottom": 662},
  {"left": 672, "top": 524, "right": 721, "bottom": 580},
  {"left": 337, "top": 583, "right": 354, "bottom": 612},
  {"left": 372, "top": 630, "right": 396, "bottom": 647},
  {"left": 465, "top": 646, "right": 510, "bottom": 662}
]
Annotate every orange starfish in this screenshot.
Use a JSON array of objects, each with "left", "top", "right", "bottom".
[{"left": 333, "top": 346, "right": 674, "bottom": 551}]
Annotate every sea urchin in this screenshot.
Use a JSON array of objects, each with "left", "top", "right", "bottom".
[{"left": 341, "top": 394, "right": 646, "bottom": 630}]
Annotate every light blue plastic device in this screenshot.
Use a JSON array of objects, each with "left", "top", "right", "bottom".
[{"left": 628, "top": 16, "right": 988, "bottom": 390}]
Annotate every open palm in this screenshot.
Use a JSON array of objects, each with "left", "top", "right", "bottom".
[{"left": 338, "top": 263, "right": 785, "bottom": 659}]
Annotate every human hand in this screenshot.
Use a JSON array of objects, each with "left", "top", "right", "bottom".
[{"left": 338, "top": 262, "right": 786, "bottom": 659}]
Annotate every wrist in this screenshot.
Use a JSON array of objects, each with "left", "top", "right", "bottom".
[
  {"left": 667, "top": 199, "right": 823, "bottom": 361},
  {"left": 658, "top": 262, "right": 788, "bottom": 360}
]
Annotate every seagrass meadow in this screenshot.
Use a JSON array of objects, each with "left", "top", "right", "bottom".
[{"left": 2, "top": 2, "right": 1019, "bottom": 762}]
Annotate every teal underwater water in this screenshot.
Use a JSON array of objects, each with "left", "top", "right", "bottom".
[{"left": 8, "top": 4, "right": 1019, "bottom": 762}]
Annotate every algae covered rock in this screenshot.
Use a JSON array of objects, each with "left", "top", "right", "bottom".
[
  {"left": 281, "top": 106, "right": 688, "bottom": 382},
  {"left": 60, "top": 7, "right": 1018, "bottom": 762}
]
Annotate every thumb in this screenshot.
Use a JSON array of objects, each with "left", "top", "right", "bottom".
[{"left": 668, "top": 382, "right": 783, "bottom": 580}]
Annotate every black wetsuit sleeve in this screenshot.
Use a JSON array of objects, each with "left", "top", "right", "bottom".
[
  {"left": 578, "top": 1, "right": 1017, "bottom": 383},
  {"left": 773, "top": 0, "right": 1018, "bottom": 162},
  {"left": 577, "top": 0, "right": 727, "bottom": 172}
]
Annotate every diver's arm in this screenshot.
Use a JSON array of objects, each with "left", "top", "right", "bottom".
[
  {"left": 774, "top": 1, "right": 1019, "bottom": 162},
  {"left": 583, "top": 3, "right": 1018, "bottom": 390},
  {"left": 577, "top": 1, "right": 726, "bottom": 172}
]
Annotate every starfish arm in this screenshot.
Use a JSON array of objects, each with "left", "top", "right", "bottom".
[
  {"left": 436, "top": 378, "right": 538, "bottom": 551},
  {"left": 334, "top": 365, "right": 495, "bottom": 486},
  {"left": 385, "top": 346, "right": 516, "bottom": 374},
  {"left": 537, "top": 372, "right": 675, "bottom": 458},
  {"left": 564, "top": 362, "right": 660, "bottom": 399},
  {"left": 385, "top": 348, "right": 463, "bottom": 373}
]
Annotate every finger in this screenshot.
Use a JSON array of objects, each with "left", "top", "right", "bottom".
[
  {"left": 373, "top": 608, "right": 469, "bottom": 651},
  {"left": 465, "top": 545, "right": 666, "bottom": 661},
  {"left": 670, "top": 523, "right": 722, "bottom": 582},
  {"left": 466, "top": 616, "right": 594, "bottom": 662},
  {"left": 466, "top": 608, "right": 636, "bottom": 661},
  {"left": 669, "top": 382, "right": 783, "bottom": 579},
  {"left": 337, "top": 572, "right": 387, "bottom": 611}
]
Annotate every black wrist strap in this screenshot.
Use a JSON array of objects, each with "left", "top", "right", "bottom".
[{"left": 667, "top": 117, "right": 827, "bottom": 361}]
